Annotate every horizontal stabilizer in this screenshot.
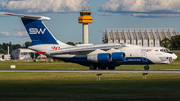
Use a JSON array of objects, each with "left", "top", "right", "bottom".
[{"left": 5, "top": 13, "right": 50, "bottom": 20}]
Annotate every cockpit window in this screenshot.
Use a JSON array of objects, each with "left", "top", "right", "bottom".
[{"left": 160, "top": 48, "right": 173, "bottom": 54}]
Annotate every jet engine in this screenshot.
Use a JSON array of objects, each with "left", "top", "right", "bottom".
[
  {"left": 111, "top": 52, "right": 125, "bottom": 61},
  {"left": 87, "top": 53, "right": 111, "bottom": 63},
  {"left": 106, "top": 48, "right": 126, "bottom": 62}
]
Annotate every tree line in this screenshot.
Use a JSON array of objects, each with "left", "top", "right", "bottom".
[
  {"left": 160, "top": 35, "right": 180, "bottom": 50},
  {"left": 0, "top": 41, "right": 31, "bottom": 54},
  {"left": 0, "top": 41, "right": 81, "bottom": 54}
]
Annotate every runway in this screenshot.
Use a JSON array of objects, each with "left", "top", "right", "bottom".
[{"left": 0, "top": 69, "right": 180, "bottom": 73}]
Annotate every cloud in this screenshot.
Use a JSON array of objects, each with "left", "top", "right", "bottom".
[
  {"left": 0, "top": 31, "right": 28, "bottom": 37},
  {"left": 14, "top": 27, "right": 26, "bottom": 31},
  {"left": 131, "top": 13, "right": 180, "bottom": 18},
  {"left": 0, "top": 0, "right": 88, "bottom": 13},
  {"left": 0, "top": 12, "right": 4, "bottom": 15},
  {"left": 98, "top": 0, "right": 180, "bottom": 18},
  {"left": 0, "top": 12, "right": 5, "bottom": 16},
  {"left": 0, "top": 32, "right": 11, "bottom": 36},
  {"left": 100, "top": 13, "right": 111, "bottom": 16},
  {"left": 13, "top": 31, "right": 28, "bottom": 37}
]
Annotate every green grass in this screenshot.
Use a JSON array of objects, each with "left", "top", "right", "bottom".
[
  {"left": 0, "top": 59, "right": 88, "bottom": 70},
  {"left": 0, "top": 72, "right": 180, "bottom": 101},
  {"left": 0, "top": 51, "right": 180, "bottom": 101}
]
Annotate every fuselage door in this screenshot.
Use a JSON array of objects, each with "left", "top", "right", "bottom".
[{"left": 142, "top": 53, "right": 148, "bottom": 62}]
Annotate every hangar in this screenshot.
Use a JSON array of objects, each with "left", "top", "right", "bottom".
[
  {"left": 102, "top": 28, "right": 179, "bottom": 47},
  {"left": 12, "top": 48, "right": 35, "bottom": 59}
]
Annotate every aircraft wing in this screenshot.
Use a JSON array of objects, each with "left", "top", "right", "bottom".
[{"left": 49, "top": 43, "right": 123, "bottom": 55}]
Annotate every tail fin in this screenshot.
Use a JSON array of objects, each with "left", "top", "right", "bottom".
[
  {"left": 5, "top": 13, "right": 68, "bottom": 46},
  {"left": 22, "top": 18, "right": 58, "bottom": 46},
  {"left": 5, "top": 13, "right": 71, "bottom": 51}
]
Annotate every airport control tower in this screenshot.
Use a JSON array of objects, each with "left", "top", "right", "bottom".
[{"left": 78, "top": 8, "right": 93, "bottom": 44}]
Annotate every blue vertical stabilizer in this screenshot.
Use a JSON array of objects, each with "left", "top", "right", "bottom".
[{"left": 21, "top": 18, "right": 58, "bottom": 46}]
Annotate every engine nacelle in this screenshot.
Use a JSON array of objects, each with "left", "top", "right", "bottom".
[
  {"left": 111, "top": 52, "right": 125, "bottom": 61},
  {"left": 87, "top": 53, "right": 111, "bottom": 63}
]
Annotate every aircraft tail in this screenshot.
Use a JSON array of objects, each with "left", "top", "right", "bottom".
[
  {"left": 5, "top": 13, "right": 70, "bottom": 51},
  {"left": 22, "top": 18, "right": 58, "bottom": 46}
]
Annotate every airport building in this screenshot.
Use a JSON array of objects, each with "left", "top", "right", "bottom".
[
  {"left": 12, "top": 48, "right": 35, "bottom": 59},
  {"left": 102, "top": 28, "right": 179, "bottom": 47},
  {"left": 0, "top": 53, "right": 11, "bottom": 61}
]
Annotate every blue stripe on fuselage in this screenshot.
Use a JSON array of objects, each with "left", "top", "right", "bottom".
[{"left": 121, "top": 57, "right": 154, "bottom": 64}]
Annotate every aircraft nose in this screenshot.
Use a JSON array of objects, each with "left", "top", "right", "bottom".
[{"left": 173, "top": 54, "right": 178, "bottom": 61}]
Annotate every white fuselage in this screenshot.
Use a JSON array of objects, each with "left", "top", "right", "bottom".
[
  {"left": 29, "top": 43, "right": 177, "bottom": 66},
  {"left": 119, "top": 44, "right": 177, "bottom": 64}
]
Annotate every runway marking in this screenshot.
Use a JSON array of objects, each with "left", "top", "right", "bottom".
[{"left": 0, "top": 70, "right": 180, "bottom": 73}]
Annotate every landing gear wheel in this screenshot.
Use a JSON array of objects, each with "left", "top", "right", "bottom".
[
  {"left": 89, "top": 65, "right": 97, "bottom": 70},
  {"left": 144, "top": 66, "right": 149, "bottom": 70},
  {"left": 108, "top": 67, "right": 115, "bottom": 70},
  {"left": 98, "top": 66, "right": 106, "bottom": 70}
]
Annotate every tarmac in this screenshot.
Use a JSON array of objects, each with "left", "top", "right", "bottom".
[{"left": 0, "top": 69, "right": 180, "bottom": 73}]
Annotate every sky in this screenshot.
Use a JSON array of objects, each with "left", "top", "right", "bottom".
[{"left": 1, "top": 0, "right": 180, "bottom": 45}]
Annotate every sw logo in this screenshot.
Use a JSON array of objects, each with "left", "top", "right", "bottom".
[
  {"left": 29, "top": 28, "right": 46, "bottom": 34},
  {"left": 141, "top": 49, "right": 153, "bottom": 53},
  {"left": 51, "top": 46, "right": 60, "bottom": 50}
]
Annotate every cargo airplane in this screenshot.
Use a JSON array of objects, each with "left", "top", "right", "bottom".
[{"left": 5, "top": 13, "right": 177, "bottom": 70}]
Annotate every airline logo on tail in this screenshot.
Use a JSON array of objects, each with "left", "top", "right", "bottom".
[{"left": 29, "top": 28, "right": 46, "bottom": 34}]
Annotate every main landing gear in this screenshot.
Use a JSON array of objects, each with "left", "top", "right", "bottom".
[
  {"left": 89, "top": 65, "right": 97, "bottom": 70},
  {"left": 89, "top": 65, "right": 115, "bottom": 70},
  {"left": 107, "top": 67, "right": 115, "bottom": 70},
  {"left": 144, "top": 65, "right": 149, "bottom": 70}
]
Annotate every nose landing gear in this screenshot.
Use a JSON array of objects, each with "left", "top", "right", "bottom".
[{"left": 144, "top": 65, "right": 149, "bottom": 70}]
